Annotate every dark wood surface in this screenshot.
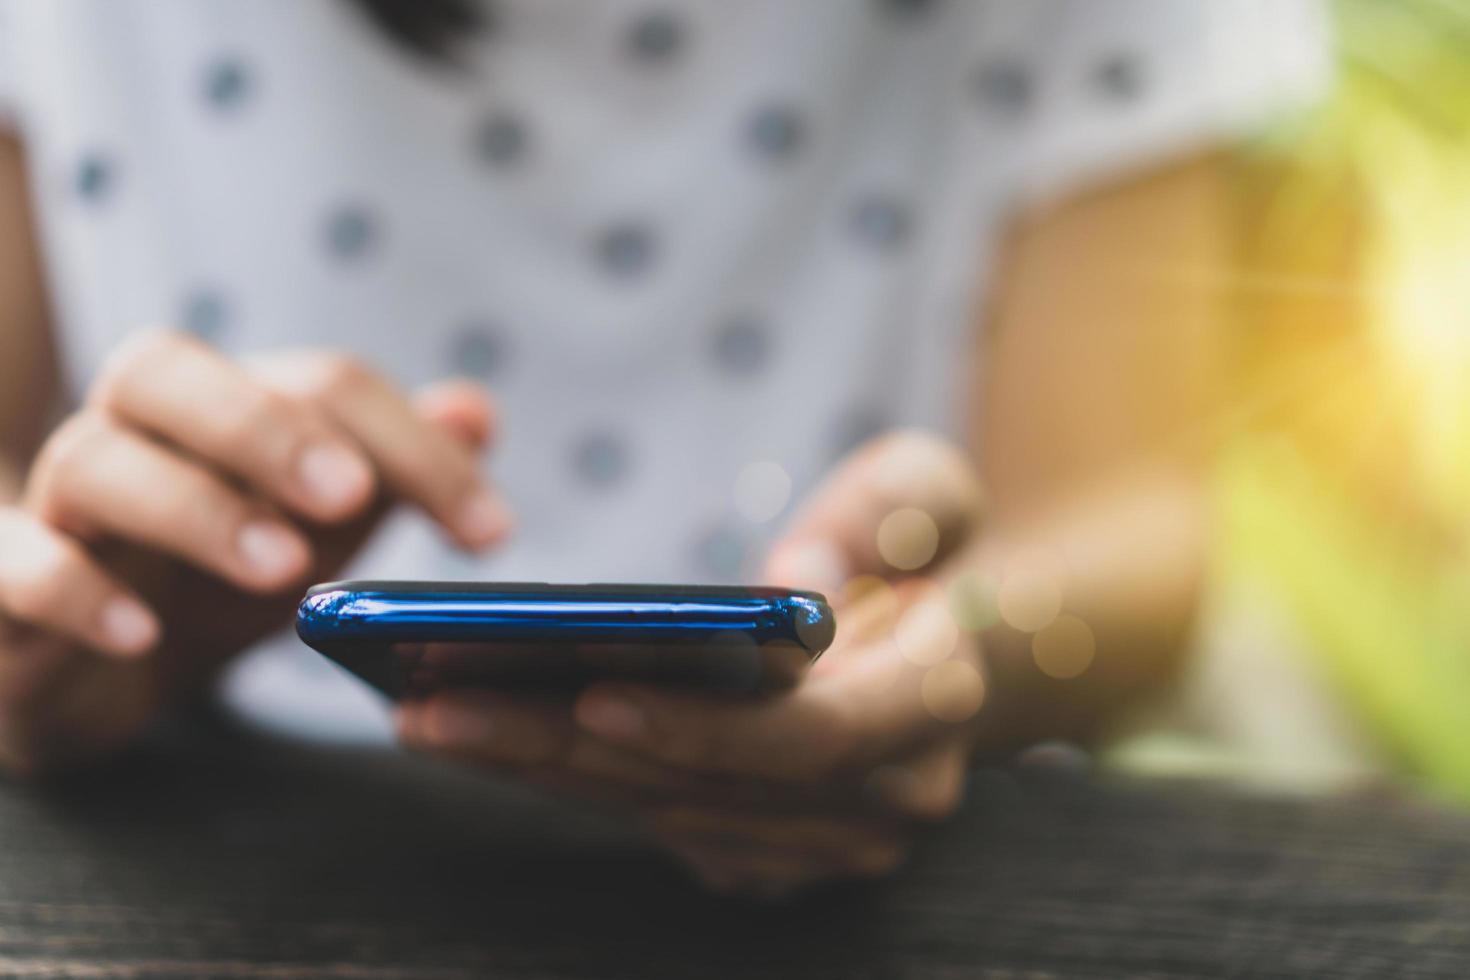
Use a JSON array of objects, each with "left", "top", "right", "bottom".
[{"left": 2, "top": 721, "right": 1469, "bottom": 979}]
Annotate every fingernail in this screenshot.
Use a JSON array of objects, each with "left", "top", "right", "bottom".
[
  {"left": 297, "top": 443, "right": 373, "bottom": 513},
  {"left": 237, "top": 521, "right": 308, "bottom": 580},
  {"left": 576, "top": 693, "right": 645, "bottom": 741},
  {"left": 456, "top": 490, "right": 511, "bottom": 548},
  {"left": 425, "top": 698, "right": 494, "bottom": 746},
  {"left": 99, "top": 597, "right": 159, "bottom": 655},
  {"left": 769, "top": 540, "right": 847, "bottom": 595}
]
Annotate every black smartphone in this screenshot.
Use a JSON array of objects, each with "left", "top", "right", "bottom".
[{"left": 296, "top": 580, "right": 836, "bottom": 697}]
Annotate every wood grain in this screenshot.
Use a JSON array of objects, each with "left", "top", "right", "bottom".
[{"left": 0, "top": 719, "right": 1467, "bottom": 978}]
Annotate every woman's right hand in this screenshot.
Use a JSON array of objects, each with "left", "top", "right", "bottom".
[{"left": 0, "top": 330, "right": 510, "bottom": 774}]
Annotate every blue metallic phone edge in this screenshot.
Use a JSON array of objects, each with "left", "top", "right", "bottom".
[{"left": 295, "top": 581, "right": 836, "bottom": 655}]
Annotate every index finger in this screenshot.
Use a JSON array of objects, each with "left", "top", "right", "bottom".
[
  {"left": 252, "top": 353, "right": 510, "bottom": 549},
  {"left": 91, "top": 330, "right": 377, "bottom": 523}
]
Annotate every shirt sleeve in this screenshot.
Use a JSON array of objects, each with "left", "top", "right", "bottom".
[{"left": 1002, "top": 0, "right": 1334, "bottom": 203}]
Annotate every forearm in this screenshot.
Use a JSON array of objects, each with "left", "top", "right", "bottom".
[
  {"left": 959, "top": 466, "right": 1207, "bottom": 757},
  {"left": 0, "top": 459, "right": 19, "bottom": 505},
  {"left": 0, "top": 132, "right": 60, "bottom": 506}
]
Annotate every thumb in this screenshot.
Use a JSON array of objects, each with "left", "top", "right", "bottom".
[{"left": 764, "top": 431, "right": 983, "bottom": 595}]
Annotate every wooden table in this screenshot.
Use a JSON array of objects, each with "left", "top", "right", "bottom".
[{"left": 2, "top": 720, "right": 1468, "bottom": 978}]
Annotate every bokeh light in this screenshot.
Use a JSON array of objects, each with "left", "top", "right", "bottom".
[
  {"left": 947, "top": 570, "right": 1000, "bottom": 632},
  {"left": 996, "top": 549, "right": 1065, "bottom": 632},
  {"left": 893, "top": 587, "right": 959, "bottom": 665},
  {"left": 877, "top": 507, "right": 939, "bottom": 571},
  {"left": 921, "top": 659, "right": 985, "bottom": 723},
  {"left": 1030, "top": 613, "right": 1095, "bottom": 679}
]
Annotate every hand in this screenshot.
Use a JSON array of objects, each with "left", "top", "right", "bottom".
[
  {"left": 400, "top": 431, "right": 986, "bottom": 898},
  {"left": 0, "top": 330, "right": 510, "bottom": 773}
]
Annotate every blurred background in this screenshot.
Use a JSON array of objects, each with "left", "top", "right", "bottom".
[
  {"left": 8, "top": 0, "right": 1470, "bottom": 809},
  {"left": 1114, "top": 0, "right": 1470, "bottom": 806}
]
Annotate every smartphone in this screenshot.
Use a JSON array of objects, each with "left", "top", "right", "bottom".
[{"left": 296, "top": 580, "right": 836, "bottom": 698}]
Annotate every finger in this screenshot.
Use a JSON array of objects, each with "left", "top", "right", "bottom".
[
  {"left": 0, "top": 509, "right": 160, "bottom": 658},
  {"left": 90, "top": 330, "right": 376, "bottom": 523},
  {"left": 27, "top": 415, "right": 312, "bottom": 592},
  {"left": 398, "top": 690, "right": 806, "bottom": 808},
  {"left": 398, "top": 691, "right": 685, "bottom": 792},
  {"left": 573, "top": 617, "right": 987, "bottom": 787},
  {"left": 414, "top": 379, "right": 497, "bottom": 449},
  {"left": 251, "top": 353, "right": 510, "bottom": 550},
  {"left": 765, "top": 430, "right": 983, "bottom": 591},
  {"left": 573, "top": 642, "right": 985, "bottom": 781},
  {"left": 859, "top": 742, "right": 968, "bottom": 825}
]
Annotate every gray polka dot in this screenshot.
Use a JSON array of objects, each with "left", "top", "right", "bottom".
[
  {"left": 449, "top": 320, "right": 512, "bottom": 380},
  {"left": 972, "top": 60, "right": 1033, "bottom": 116},
  {"left": 181, "top": 288, "right": 230, "bottom": 343},
  {"left": 594, "top": 223, "right": 657, "bottom": 278},
  {"left": 202, "top": 57, "right": 252, "bottom": 111},
  {"left": 745, "top": 104, "right": 805, "bottom": 161},
  {"left": 324, "top": 205, "right": 379, "bottom": 261},
  {"left": 832, "top": 407, "right": 891, "bottom": 459},
  {"left": 711, "top": 313, "right": 771, "bottom": 376},
  {"left": 849, "top": 194, "right": 913, "bottom": 252},
  {"left": 627, "top": 10, "right": 684, "bottom": 63},
  {"left": 73, "top": 153, "right": 114, "bottom": 203},
  {"left": 691, "top": 523, "right": 753, "bottom": 581},
  {"left": 1093, "top": 53, "right": 1145, "bottom": 101},
  {"left": 878, "top": 0, "right": 938, "bottom": 20},
  {"left": 474, "top": 112, "right": 529, "bottom": 169},
  {"left": 572, "top": 431, "right": 631, "bottom": 488}
]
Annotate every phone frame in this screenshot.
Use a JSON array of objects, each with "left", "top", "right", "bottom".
[{"left": 296, "top": 580, "right": 836, "bottom": 697}]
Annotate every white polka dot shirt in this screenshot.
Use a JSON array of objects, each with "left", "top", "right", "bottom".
[{"left": 0, "top": 0, "right": 1330, "bottom": 740}]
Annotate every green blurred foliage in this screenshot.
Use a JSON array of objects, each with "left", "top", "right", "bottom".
[{"left": 1220, "top": 0, "right": 1470, "bottom": 801}]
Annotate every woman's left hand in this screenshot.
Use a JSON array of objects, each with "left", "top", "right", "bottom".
[{"left": 399, "top": 432, "right": 988, "bottom": 898}]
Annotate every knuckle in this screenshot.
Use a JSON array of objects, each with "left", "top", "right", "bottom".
[
  {"left": 173, "top": 470, "right": 247, "bottom": 535},
  {"left": 92, "top": 329, "right": 191, "bottom": 407},
  {"left": 305, "top": 353, "right": 375, "bottom": 402},
  {"left": 29, "top": 414, "right": 107, "bottom": 513},
  {"left": 216, "top": 387, "right": 297, "bottom": 458},
  {"left": 3, "top": 550, "right": 77, "bottom": 623}
]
